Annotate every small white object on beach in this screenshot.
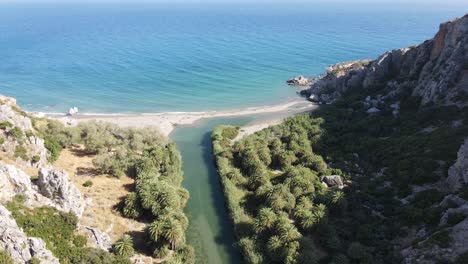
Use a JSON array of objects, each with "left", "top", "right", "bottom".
[
  {"left": 67, "top": 107, "right": 79, "bottom": 116},
  {"left": 30, "top": 112, "right": 45, "bottom": 118}
]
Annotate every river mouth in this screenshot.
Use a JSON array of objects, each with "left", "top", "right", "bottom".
[{"left": 171, "top": 116, "right": 255, "bottom": 264}]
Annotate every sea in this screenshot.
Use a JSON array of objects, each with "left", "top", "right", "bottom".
[{"left": 0, "top": 2, "right": 463, "bottom": 114}]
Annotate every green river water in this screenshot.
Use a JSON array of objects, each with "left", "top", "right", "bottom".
[{"left": 171, "top": 116, "right": 254, "bottom": 264}]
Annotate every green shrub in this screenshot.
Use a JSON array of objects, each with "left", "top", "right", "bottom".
[
  {"left": 82, "top": 180, "right": 93, "bottom": 187},
  {"left": 30, "top": 257, "right": 40, "bottom": 264},
  {"left": 14, "top": 145, "right": 28, "bottom": 160},
  {"left": 8, "top": 127, "right": 23, "bottom": 139},
  {"left": 44, "top": 137, "right": 63, "bottom": 162},
  {"left": 221, "top": 126, "right": 239, "bottom": 140},
  {"left": 0, "top": 250, "right": 13, "bottom": 264},
  {"left": 0, "top": 121, "right": 13, "bottom": 129},
  {"left": 31, "top": 155, "right": 41, "bottom": 163},
  {"left": 0, "top": 137, "right": 4, "bottom": 145},
  {"left": 5, "top": 201, "right": 130, "bottom": 263},
  {"left": 13, "top": 194, "right": 26, "bottom": 204},
  {"left": 73, "top": 235, "right": 87, "bottom": 248}
]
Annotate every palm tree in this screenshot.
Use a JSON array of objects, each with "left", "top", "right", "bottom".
[
  {"left": 298, "top": 211, "right": 317, "bottom": 231},
  {"left": 113, "top": 234, "right": 135, "bottom": 257},
  {"left": 266, "top": 235, "right": 284, "bottom": 258},
  {"left": 148, "top": 220, "right": 164, "bottom": 242},
  {"left": 278, "top": 223, "right": 302, "bottom": 243},
  {"left": 253, "top": 208, "right": 276, "bottom": 233},
  {"left": 162, "top": 220, "right": 184, "bottom": 250}
]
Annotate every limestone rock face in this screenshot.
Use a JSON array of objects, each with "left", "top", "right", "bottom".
[
  {"left": 37, "top": 167, "right": 85, "bottom": 217},
  {"left": 28, "top": 237, "right": 60, "bottom": 264},
  {"left": 321, "top": 175, "right": 344, "bottom": 189},
  {"left": 0, "top": 163, "right": 54, "bottom": 207},
  {"left": 447, "top": 138, "right": 468, "bottom": 191},
  {"left": 82, "top": 226, "right": 113, "bottom": 251},
  {"left": 304, "top": 14, "right": 468, "bottom": 107},
  {"left": 0, "top": 205, "right": 59, "bottom": 264},
  {"left": 0, "top": 95, "right": 48, "bottom": 167}
]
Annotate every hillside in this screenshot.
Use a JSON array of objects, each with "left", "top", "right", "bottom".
[
  {"left": 213, "top": 14, "right": 468, "bottom": 264},
  {"left": 0, "top": 96, "right": 194, "bottom": 264}
]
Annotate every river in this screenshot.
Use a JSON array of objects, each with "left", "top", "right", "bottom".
[{"left": 171, "top": 116, "right": 254, "bottom": 264}]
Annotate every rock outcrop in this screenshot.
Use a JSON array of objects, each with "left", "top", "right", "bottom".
[
  {"left": 321, "top": 175, "right": 344, "bottom": 189},
  {"left": 82, "top": 226, "right": 113, "bottom": 251},
  {"left": 0, "top": 163, "right": 54, "bottom": 207},
  {"left": 287, "top": 75, "right": 309, "bottom": 86},
  {"left": 447, "top": 138, "right": 468, "bottom": 191},
  {"left": 0, "top": 205, "right": 59, "bottom": 264},
  {"left": 303, "top": 15, "right": 468, "bottom": 107},
  {"left": 37, "top": 167, "right": 85, "bottom": 217},
  {"left": 0, "top": 95, "right": 48, "bottom": 168}
]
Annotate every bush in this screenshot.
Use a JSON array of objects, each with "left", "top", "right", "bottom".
[
  {"left": 73, "top": 235, "right": 87, "bottom": 248},
  {"left": 5, "top": 201, "right": 130, "bottom": 263},
  {"left": 31, "top": 155, "right": 41, "bottom": 163},
  {"left": 0, "top": 121, "right": 13, "bottom": 129},
  {"left": 44, "top": 137, "right": 63, "bottom": 162},
  {"left": 30, "top": 257, "right": 40, "bottom": 264},
  {"left": 14, "top": 145, "right": 28, "bottom": 160},
  {"left": 0, "top": 250, "right": 13, "bottom": 264},
  {"left": 82, "top": 180, "right": 93, "bottom": 187},
  {"left": 8, "top": 127, "right": 23, "bottom": 139},
  {"left": 221, "top": 126, "right": 239, "bottom": 140}
]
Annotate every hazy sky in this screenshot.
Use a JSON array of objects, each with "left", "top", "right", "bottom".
[{"left": 0, "top": 0, "right": 466, "bottom": 4}]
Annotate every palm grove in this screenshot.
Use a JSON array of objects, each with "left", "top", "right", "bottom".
[{"left": 212, "top": 86, "right": 468, "bottom": 263}]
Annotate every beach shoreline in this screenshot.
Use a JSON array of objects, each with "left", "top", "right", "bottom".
[{"left": 51, "top": 99, "right": 316, "bottom": 137}]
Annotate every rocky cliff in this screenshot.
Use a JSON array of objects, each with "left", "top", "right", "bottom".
[
  {"left": 304, "top": 14, "right": 468, "bottom": 108},
  {"left": 300, "top": 14, "right": 468, "bottom": 263},
  {"left": 0, "top": 96, "right": 115, "bottom": 263}
]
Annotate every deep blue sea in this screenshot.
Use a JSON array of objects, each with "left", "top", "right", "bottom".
[{"left": 0, "top": 3, "right": 464, "bottom": 114}]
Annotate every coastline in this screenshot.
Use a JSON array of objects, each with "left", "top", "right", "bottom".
[{"left": 52, "top": 99, "right": 316, "bottom": 137}]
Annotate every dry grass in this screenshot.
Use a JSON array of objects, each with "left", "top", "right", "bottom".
[
  {"left": 54, "top": 145, "right": 147, "bottom": 242},
  {"left": 0, "top": 152, "right": 38, "bottom": 177}
]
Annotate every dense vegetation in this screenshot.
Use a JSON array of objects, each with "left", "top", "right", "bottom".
[
  {"left": 213, "top": 120, "right": 344, "bottom": 264},
  {"left": 6, "top": 195, "right": 130, "bottom": 264},
  {"left": 33, "top": 120, "right": 194, "bottom": 263},
  {"left": 0, "top": 250, "right": 14, "bottom": 264},
  {"left": 213, "top": 87, "right": 468, "bottom": 263}
]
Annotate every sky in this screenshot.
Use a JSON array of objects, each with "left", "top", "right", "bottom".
[{"left": 0, "top": 0, "right": 466, "bottom": 4}]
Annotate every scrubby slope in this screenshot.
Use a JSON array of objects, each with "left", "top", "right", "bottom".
[{"left": 214, "top": 14, "right": 468, "bottom": 264}]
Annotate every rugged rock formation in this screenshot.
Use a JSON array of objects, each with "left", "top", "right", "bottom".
[
  {"left": 320, "top": 175, "right": 344, "bottom": 189},
  {"left": 0, "top": 162, "right": 54, "bottom": 207},
  {"left": 37, "top": 167, "right": 85, "bottom": 217},
  {"left": 447, "top": 138, "right": 468, "bottom": 191},
  {"left": 82, "top": 226, "right": 113, "bottom": 251},
  {"left": 299, "top": 14, "right": 468, "bottom": 263},
  {"left": 0, "top": 205, "right": 59, "bottom": 264},
  {"left": 0, "top": 95, "right": 48, "bottom": 168},
  {"left": 287, "top": 75, "right": 309, "bottom": 86},
  {"left": 303, "top": 15, "right": 468, "bottom": 107}
]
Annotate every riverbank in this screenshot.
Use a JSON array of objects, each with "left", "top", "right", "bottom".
[{"left": 53, "top": 99, "right": 316, "bottom": 136}]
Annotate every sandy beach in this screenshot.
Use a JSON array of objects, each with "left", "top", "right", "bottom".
[{"left": 54, "top": 99, "right": 316, "bottom": 137}]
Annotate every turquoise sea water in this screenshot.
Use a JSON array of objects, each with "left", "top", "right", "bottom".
[{"left": 0, "top": 3, "right": 463, "bottom": 114}]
